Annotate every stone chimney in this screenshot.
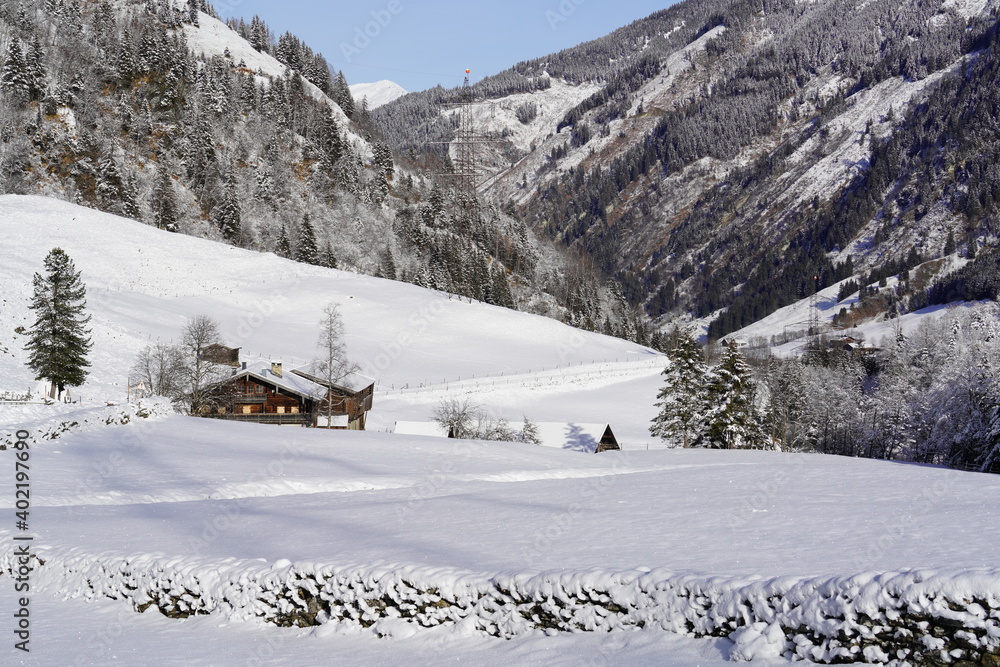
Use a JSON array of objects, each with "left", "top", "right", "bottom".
[{"left": 271, "top": 361, "right": 283, "bottom": 378}]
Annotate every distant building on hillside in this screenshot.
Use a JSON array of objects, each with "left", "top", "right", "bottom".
[
  {"left": 200, "top": 343, "right": 242, "bottom": 367},
  {"left": 205, "top": 358, "right": 374, "bottom": 429},
  {"left": 392, "top": 420, "right": 620, "bottom": 453}
]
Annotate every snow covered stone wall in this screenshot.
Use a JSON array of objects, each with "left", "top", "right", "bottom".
[{"left": 3, "top": 540, "right": 998, "bottom": 665}]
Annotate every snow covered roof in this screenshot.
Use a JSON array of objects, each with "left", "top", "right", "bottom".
[
  {"left": 234, "top": 359, "right": 328, "bottom": 402},
  {"left": 533, "top": 423, "right": 618, "bottom": 453},
  {"left": 290, "top": 362, "right": 374, "bottom": 393},
  {"left": 393, "top": 421, "right": 450, "bottom": 438}
]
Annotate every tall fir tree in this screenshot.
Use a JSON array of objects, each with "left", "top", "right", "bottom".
[
  {"left": 332, "top": 70, "right": 355, "bottom": 118},
  {"left": 152, "top": 168, "right": 179, "bottom": 232},
  {"left": 296, "top": 215, "right": 319, "bottom": 265},
  {"left": 25, "top": 249, "right": 93, "bottom": 400},
  {"left": 649, "top": 328, "right": 709, "bottom": 448},
  {"left": 704, "top": 341, "right": 769, "bottom": 449},
  {"left": 215, "top": 170, "right": 242, "bottom": 243},
  {"left": 321, "top": 240, "right": 337, "bottom": 269},
  {"left": 0, "top": 41, "right": 32, "bottom": 99},
  {"left": 274, "top": 224, "right": 291, "bottom": 258}
]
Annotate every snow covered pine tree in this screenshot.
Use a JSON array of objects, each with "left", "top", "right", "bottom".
[
  {"left": 650, "top": 329, "right": 709, "bottom": 448},
  {"left": 25, "top": 248, "right": 93, "bottom": 400},
  {"left": 703, "top": 341, "right": 770, "bottom": 450}
]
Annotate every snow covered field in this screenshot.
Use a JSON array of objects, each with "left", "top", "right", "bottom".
[
  {"left": 2, "top": 196, "right": 999, "bottom": 664},
  {"left": 8, "top": 417, "right": 998, "bottom": 575}
]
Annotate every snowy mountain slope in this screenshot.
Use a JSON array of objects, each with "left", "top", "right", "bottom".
[
  {"left": 484, "top": 26, "right": 726, "bottom": 206},
  {"left": 714, "top": 253, "right": 976, "bottom": 353},
  {"left": 349, "top": 80, "right": 408, "bottom": 109},
  {"left": 449, "top": 78, "right": 602, "bottom": 193},
  {"left": 373, "top": 0, "right": 1000, "bottom": 341},
  {"left": 0, "top": 195, "right": 656, "bottom": 403},
  {"left": 178, "top": 6, "right": 370, "bottom": 158}
]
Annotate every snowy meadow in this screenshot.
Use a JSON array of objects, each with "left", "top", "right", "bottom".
[{"left": 2, "top": 197, "right": 1000, "bottom": 665}]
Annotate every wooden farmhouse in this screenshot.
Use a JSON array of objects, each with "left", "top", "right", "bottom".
[{"left": 208, "top": 359, "right": 374, "bottom": 429}]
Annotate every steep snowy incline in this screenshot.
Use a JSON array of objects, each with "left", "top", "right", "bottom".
[
  {"left": 179, "top": 6, "right": 371, "bottom": 157},
  {"left": 0, "top": 195, "right": 656, "bottom": 402}
]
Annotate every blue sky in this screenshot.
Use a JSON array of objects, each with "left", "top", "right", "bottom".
[{"left": 215, "top": 0, "right": 675, "bottom": 92}]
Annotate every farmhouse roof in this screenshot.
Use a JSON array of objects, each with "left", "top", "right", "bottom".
[
  {"left": 233, "top": 358, "right": 329, "bottom": 402},
  {"left": 290, "top": 362, "right": 375, "bottom": 393}
]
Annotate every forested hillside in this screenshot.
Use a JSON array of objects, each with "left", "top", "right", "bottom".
[
  {"left": 0, "top": 0, "right": 649, "bottom": 336},
  {"left": 377, "top": 0, "right": 1000, "bottom": 340}
]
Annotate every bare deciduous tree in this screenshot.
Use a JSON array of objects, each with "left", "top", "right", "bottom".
[
  {"left": 129, "top": 342, "right": 185, "bottom": 398},
  {"left": 179, "top": 315, "right": 231, "bottom": 414},
  {"left": 432, "top": 397, "right": 482, "bottom": 439},
  {"left": 315, "top": 302, "right": 359, "bottom": 428}
]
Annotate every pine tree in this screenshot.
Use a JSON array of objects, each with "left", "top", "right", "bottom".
[
  {"left": 120, "top": 171, "right": 141, "bottom": 221},
  {"left": 321, "top": 240, "right": 337, "bottom": 269},
  {"left": 373, "top": 141, "right": 394, "bottom": 181},
  {"left": 25, "top": 249, "right": 93, "bottom": 400},
  {"left": 275, "top": 224, "right": 291, "bottom": 258},
  {"left": 765, "top": 359, "right": 810, "bottom": 450},
  {"left": 215, "top": 171, "right": 242, "bottom": 242},
  {"left": 296, "top": 215, "right": 319, "bottom": 265},
  {"left": 25, "top": 37, "right": 47, "bottom": 100},
  {"left": 423, "top": 185, "right": 445, "bottom": 227},
  {"left": 650, "top": 329, "right": 709, "bottom": 448},
  {"left": 152, "top": 168, "right": 179, "bottom": 232},
  {"left": 317, "top": 109, "right": 343, "bottom": 168},
  {"left": 380, "top": 247, "right": 397, "bottom": 280},
  {"left": 704, "top": 342, "right": 769, "bottom": 449},
  {"left": 0, "top": 41, "right": 33, "bottom": 99},
  {"left": 249, "top": 15, "right": 270, "bottom": 53},
  {"left": 332, "top": 70, "right": 355, "bottom": 118},
  {"left": 520, "top": 416, "right": 541, "bottom": 444}
]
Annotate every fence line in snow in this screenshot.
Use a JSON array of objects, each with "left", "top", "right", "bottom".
[{"left": 375, "top": 357, "right": 665, "bottom": 398}]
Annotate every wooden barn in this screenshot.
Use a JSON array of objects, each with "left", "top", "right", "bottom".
[
  {"left": 200, "top": 343, "right": 241, "bottom": 367},
  {"left": 532, "top": 422, "right": 620, "bottom": 453},
  {"left": 208, "top": 359, "right": 374, "bottom": 429}
]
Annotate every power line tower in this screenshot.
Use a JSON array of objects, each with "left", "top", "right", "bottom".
[
  {"left": 432, "top": 70, "right": 504, "bottom": 198},
  {"left": 808, "top": 275, "right": 820, "bottom": 337}
]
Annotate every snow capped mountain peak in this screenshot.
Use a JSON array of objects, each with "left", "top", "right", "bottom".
[{"left": 349, "top": 80, "right": 408, "bottom": 109}]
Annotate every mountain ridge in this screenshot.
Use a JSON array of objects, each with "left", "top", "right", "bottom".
[
  {"left": 349, "top": 80, "right": 407, "bottom": 109},
  {"left": 374, "top": 0, "right": 1000, "bottom": 339}
]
